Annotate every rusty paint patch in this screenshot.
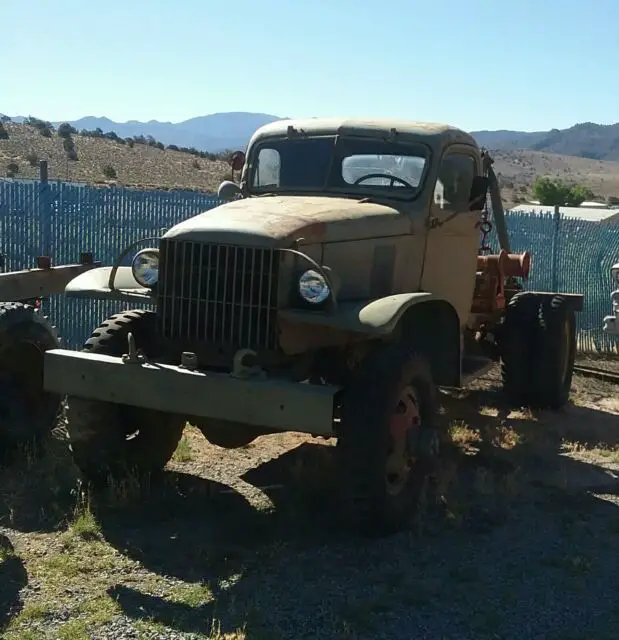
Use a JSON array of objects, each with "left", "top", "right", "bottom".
[
  {"left": 165, "top": 195, "right": 401, "bottom": 244},
  {"left": 298, "top": 222, "right": 326, "bottom": 244}
]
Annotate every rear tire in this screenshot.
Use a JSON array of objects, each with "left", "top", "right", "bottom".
[
  {"left": 500, "top": 293, "right": 576, "bottom": 410},
  {"left": 0, "top": 302, "right": 61, "bottom": 463},
  {"left": 65, "top": 310, "right": 185, "bottom": 487},
  {"left": 531, "top": 295, "right": 576, "bottom": 410},
  {"left": 499, "top": 293, "right": 540, "bottom": 406},
  {"left": 336, "top": 344, "right": 440, "bottom": 536}
]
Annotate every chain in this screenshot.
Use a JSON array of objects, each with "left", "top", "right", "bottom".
[
  {"left": 478, "top": 150, "right": 493, "bottom": 254},
  {"left": 478, "top": 205, "right": 493, "bottom": 255}
]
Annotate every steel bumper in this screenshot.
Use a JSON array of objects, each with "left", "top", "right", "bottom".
[{"left": 44, "top": 349, "right": 340, "bottom": 436}]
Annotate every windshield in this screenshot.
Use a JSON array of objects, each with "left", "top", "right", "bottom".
[{"left": 249, "top": 136, "right": 428, "bottom": 200}]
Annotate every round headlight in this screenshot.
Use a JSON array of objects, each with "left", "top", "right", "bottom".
[
  {"left": 298, "top": 269, "right": 330, "bottom": 304},
  {"left": 612, "top": 264, "right": 619, "bottom": 285},
  {"left": 131, "top": 248, "right": 160, "bottom": 287}
]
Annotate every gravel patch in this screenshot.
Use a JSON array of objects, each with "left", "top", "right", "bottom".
[{"left": 3, "top": 368, "right": 619, "bottom": 639}]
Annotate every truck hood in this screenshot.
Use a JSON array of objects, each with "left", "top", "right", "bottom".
[{"left": 162, "top": 195, "right": 411, "bottom": 246}]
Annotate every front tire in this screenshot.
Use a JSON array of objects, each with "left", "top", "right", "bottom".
[
  {"left": 336, "top": 344, "right": 440, "bottom": 536},
  {"left": 0, "top": 302, "right": 61, "bottom": 462},
  {"left": 66, "top": 310, "right": 185, "bottom": 487}
]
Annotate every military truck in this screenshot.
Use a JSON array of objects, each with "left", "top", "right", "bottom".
[
  {"left": 0, "top": 252, "right": 98, "bottom": 461},
  {"left": 43, "top": 118, "right": 583, "bottom": 535},
  {"left": 602, "top": 262, "right": 619, "bottom": 335}
]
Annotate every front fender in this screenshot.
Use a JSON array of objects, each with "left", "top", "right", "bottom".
[
  {"left": 278, "top": 292, "right": 438, "bottom": 336},
  {"left": 64, "top": 266, "right": 155, "bottom": 302}
]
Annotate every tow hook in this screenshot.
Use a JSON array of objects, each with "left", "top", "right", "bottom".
[
  {"left": 179, "top": 352, "right": 198, "bottom": 370},
  {"left": 121, "top": 332, "right": 145, "bottom": 364},
  {"left": 231, "top": 349, "right": 266, "bottom": 379}
]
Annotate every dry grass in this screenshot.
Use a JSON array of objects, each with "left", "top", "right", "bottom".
[
  {"left": 492, "top": 148, "right": 619, "bottom": 206},
  {"left": 0, "top": 123, "right": 229, "bottom": 192},
  {"left": 2, "top": 365, "right": 619, "bottom": 638},
  {"left": 173, "top": 437, "right": 194, "bottom": 464}
]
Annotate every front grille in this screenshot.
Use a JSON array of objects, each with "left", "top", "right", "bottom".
[{"left": 158, "top": 239, "right": 279, "bottom": 350}]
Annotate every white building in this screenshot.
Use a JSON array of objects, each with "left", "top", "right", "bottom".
[{"left": 509, "top": 203, "right": 619, "bottom": 223}]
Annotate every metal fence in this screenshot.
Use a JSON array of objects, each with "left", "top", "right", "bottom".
[{"left": 1, "top": 178, "right": 618, "bottom": 353}]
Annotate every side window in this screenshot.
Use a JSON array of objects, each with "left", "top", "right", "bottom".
[
  {"left": 253, "top": 148, "right": 280, "bottom": 187},
  {"left": 434, "top": 153, "right": 476, "bottom": 211}
]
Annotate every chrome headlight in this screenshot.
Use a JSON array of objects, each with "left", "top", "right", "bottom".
[
  {"left": 298, "top": 269, "right": 330, "bottom": 304},
  {"left": 131, "top": 248, "right": 160, "bottom": 287},
  {"left": 612, "top": 263, "right": 619, "bottom": 286}
]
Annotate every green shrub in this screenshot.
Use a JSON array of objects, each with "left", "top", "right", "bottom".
[
  {"left": 102, "top": 164, "right": 117, "bottom": 179},
  {"left": 58, "top": 122, "right": 77, "bottom": 138}
]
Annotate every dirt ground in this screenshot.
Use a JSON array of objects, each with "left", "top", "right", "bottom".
[{"left": 1, "top": 365, "right": 619, "bottom": 640}]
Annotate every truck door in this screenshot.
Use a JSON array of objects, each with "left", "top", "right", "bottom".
[{"left": 421, "top": 146, "right": 481, "bottom": 326}]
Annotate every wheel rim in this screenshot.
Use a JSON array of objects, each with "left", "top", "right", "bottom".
[{"left": 386, "top": 385, "right": 421, "bottom": 495}]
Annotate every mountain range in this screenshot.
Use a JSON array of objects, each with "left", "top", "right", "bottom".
[
  {"left": 6, "top": 112, "right": 282, "bottom": 154},
  {"left": 4, "top": 112, "right": 619, "bottom": 162},
  {"left": 472, "top": 122, "right": 619, "bottom": 161}
]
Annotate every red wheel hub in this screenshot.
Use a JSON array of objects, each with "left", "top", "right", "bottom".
[
  {"left": 386, "top": 386, "right": 421, "bottom": 494},
  {"left": 389, "top": 388, "right": 420, "bottom": 438}
]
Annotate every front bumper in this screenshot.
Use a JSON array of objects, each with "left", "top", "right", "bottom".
[
  {"left": 603, "top": 290, "right": 619, "bottom": 335},
  {"left": 44, "top": 349, "right": 339, "bottom": 436}
]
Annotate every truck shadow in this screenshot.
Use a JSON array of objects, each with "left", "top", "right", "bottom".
[
  {"left": 100, "top": 379, "right": 619, "bottom": 638},
  {"left": 0, "top": 436, "right": 80, "bottom": 533},
  {"left": 439, "top": 378, "right": 619, "bottom": 494},
  {"left": 0, "top": 534, "right": 27, "bottom": 633}
]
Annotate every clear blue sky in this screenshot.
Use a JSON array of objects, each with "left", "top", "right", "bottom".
[{"left": 4, "top": 0, "right": 617, "bottom": 132}]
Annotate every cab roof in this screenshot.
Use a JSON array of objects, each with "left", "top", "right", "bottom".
[{"left": 248, "top": 117, "right": 479, "bottom": 150}]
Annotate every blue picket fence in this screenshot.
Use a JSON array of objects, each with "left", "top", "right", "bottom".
[{"left": 1, "top": 177, "right": 618, "bottom": 353}]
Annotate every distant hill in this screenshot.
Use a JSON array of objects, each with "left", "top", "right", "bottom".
[
  {"left": 5, "top": 112, "right": 619, "bottom": 162},
  {"left": 471, "top": 130, "right": 548, "bottom": 151},
  {"left": 63, "top": 112, "right": 283, "bottom": 153},
  {"left": 4, "top": 112, "right": 282, "bottom": 153},
  {"left": 3, "top": 116, "right": 619, "bottom": 204},
  {"left": 488, "top": 149, "right": 619, "bottom": 206},
  {"left": 29, "top": 112, "right": 281, "bottom": 154},
  {"left": 471, "top": 122, "right": 619, "bottom": 161},
  {"left": 0, "top": 122, "right": 229, "bottom": 191}
]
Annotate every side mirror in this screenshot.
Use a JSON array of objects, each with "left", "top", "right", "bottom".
[
  {"left": 218, "top": 180, "right": 242, "bottom": 201},
  {"left": 230, "top": 151, "right": 246, "bottom": 172},
  {"left": 468, "top": 176, "right": 489, "bottom": 211}
]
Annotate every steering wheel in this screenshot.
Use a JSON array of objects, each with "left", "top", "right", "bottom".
[{"left": 353, "top": 173, "right": 415, "bottom": 189}]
